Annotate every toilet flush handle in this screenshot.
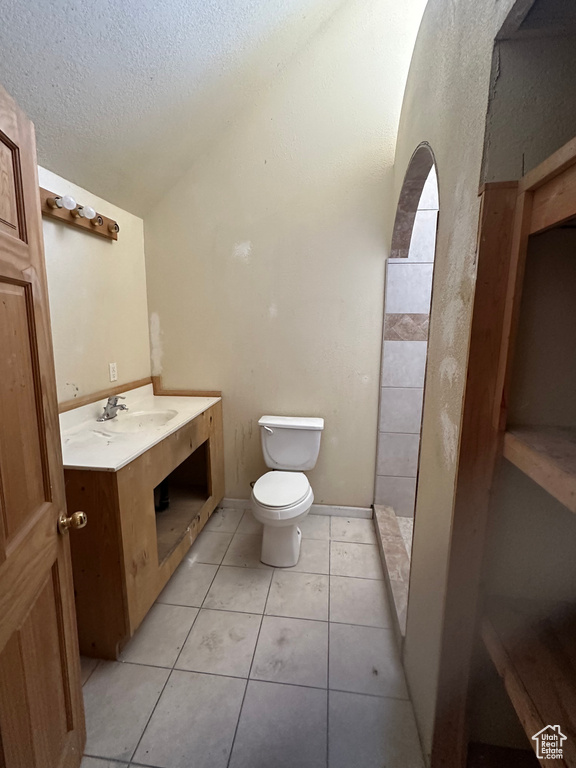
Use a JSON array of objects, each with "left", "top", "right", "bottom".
[{"left": 264, "top": 426, "right": 274, "bottom": 434}]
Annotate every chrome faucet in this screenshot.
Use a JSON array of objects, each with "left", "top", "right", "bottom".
[{"left": 97, "top": 395, "right": 129, "bottom": 422}]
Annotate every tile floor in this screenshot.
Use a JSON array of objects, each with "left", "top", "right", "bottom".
[{"left": 80, "top": 508, "right": 424, "bottom": 768}]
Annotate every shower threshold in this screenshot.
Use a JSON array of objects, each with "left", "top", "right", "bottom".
[{"left": 373, "top": 505, "right": 413, "bottom": 643}]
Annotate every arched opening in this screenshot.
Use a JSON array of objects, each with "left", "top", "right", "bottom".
[{"left": 374, "top": 142, "right": 438, "bottom": 635}]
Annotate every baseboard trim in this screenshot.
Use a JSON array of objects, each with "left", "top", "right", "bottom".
[
  {"left": 219, "top": 497, "right": 372, "bottom": 519},
  {"left": 310, "top": 504, "right": 372, "bottom": 519}
]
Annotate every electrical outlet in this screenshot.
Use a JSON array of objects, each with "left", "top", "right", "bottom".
[{"left": 109, "top": 362, "right": 118, "bottom": 382}]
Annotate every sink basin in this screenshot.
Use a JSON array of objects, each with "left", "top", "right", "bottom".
[{"left": 99, "top": 409, "right": 178, "bottom": 433}]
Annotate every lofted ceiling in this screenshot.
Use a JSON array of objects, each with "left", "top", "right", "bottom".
[{"left": 1, "top": 0, "right": 349, "bottom": 214}]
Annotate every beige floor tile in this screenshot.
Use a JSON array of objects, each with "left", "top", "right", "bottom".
[
  {"left": 251, "top": 615, "right": 328, "bottom": 688},
  {"left": 133, "top": 670, "right": 245, "bottom": 768},
  {"left": 83, "top": 661, "right": 169, "bottom": 762},
  {"left": 265, "top": 570, "right": 329, "bottom": 621},
  {"left": 80, "top": 759, "right": 125, "bottom": 768},
  {"left": 187, "top": 530, "right": 233, "bottom": 564},
  {"left": 156, "top": 560, "right": 218, "bottom": 607},
  {"left": 80, "top": 656, "right": 99, "bottom": 686},
  {"left": 329, "top": 576, "right": 391, "bottom": 628},
  {"left": 204, "top": 507, "right": 244, "bottom": 533},
  {"left": 328, "top": 691, "right": 424, "bottom": 768},
  {"left": 229, "top": 681, "right": 327, "bottom": 768},
  {"left": 236, "top": 509, "right": 263, "bottom": 534},
  {"left": 176, "top": 609, "right": 261, "bottom": 677},
  {"left": 329, "top": 624, "right": 407, "bottom": 698},
  {"left": 120, "top": 603, "right": 198, "bottom": 667},
  {"left": 284, "top": 538, "right": 329, "bottom": 574},
  {"left": 203, "top": 566, "right": 272, "bottom": 613},
  {"left": 330, "top": 541, "right": 383, "bottom": 579},
  {"left": 222, "top": 532, "right": 271, "bottom": 569},
  {"left": 330, "top": 517, "right": 376, "bottom": 544},
  {"left": 299, "top": 514, "right": 330, "bottom": 540}
]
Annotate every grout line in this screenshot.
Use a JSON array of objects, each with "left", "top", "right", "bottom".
[
  {"left": 376, "top": 430, "right": 422, "bottom": 436},
  {"left": 225, "top": 562, "right": 275, "bottom": 768},
  {"left": 126, "top": 524, "right": 235, "bottom": 765},
  {"left": 109, "top": 661, "right": 411, "bottom": 703},
  {"left": 81, "top": 658, "right": 101, "bottom": 688},
  {"left": 182, "top": 561, "right": 384, "bottom": 582},
  {"left": 126, "top": 667, "right": 171, "bottom": 763},
  {"left": 117, "top": 615, "right": 393, "bottom": 677}
]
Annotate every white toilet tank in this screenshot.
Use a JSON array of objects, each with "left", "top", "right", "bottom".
[{"left": 258, "top": 415, "right": 324, "bottom": 471}]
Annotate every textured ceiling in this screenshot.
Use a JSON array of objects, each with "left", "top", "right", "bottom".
[{"left": 1, "top": 0, "right": 348, "bottom": 213}]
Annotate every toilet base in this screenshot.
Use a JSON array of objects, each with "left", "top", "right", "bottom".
[{"left": 261, "top": 524, "right": 302, "bottom": 567}]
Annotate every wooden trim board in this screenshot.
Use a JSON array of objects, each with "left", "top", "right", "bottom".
[
  {"left": 519, "top": 135, "right": 576, "bottom": 193},
  {"left": 58, "top": 377, "right": 152, "bottom": 413},
  {"left": 529, "top": 161, "right": 576, "bottom": 234},
  {"left": 152, "top": 374, "right": 222, "bottom": 398},
  {"left": 430, "top": 183, "right": 518, "bottom": 768}
]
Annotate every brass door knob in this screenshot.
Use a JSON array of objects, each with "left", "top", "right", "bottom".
[{"left": 58, "top": 511, "right": 88, "bottom": 534}]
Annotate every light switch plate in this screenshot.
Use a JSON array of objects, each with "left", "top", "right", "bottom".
[{"left": 109, "top": 362, "right": 118, "bottom": 382}]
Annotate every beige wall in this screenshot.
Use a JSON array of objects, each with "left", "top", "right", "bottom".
[
  {"left": 390, "top": 0, "right": 518, "bottom": 760},
  {"left": 144, "top": 0, "right": 426, "bottom": 506},
  {"left": 39, "top": 168, "right": 151, "bottom": 404}
]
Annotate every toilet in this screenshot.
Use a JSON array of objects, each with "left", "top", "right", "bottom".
[{"left": 251, "top": 415, "right": 324, "bottom": 567}]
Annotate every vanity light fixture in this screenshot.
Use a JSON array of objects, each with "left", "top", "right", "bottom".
[
  {"left": 39, "top": 186, "right": 119, "bottom": 241},
  {"left": 77, "top": 205, "right": 96, "bottom": 220},
  {"left": 47, "top": 194, "right": 77, "bottom": 211}
]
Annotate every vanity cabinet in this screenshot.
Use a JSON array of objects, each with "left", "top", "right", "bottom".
[{"left": 64, "top": 399, "right": 224, "bottom": 659}]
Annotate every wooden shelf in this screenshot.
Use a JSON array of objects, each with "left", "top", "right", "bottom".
[
  {"left": 504, "top": 427, "right": 576, "bottom": 513},
  {"left": 481, "top": 597, "right": 576, "bottom": 767},
  {"left": 155, "top": 487, "right": 207, "bottom": 565}
]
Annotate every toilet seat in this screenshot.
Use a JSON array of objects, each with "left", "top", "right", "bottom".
[
  {"left": 251, "top": 471, "right": 314, "bottom": 525},
  {"left": 253, "top": 471, "right": 310, "bottom": 509}
]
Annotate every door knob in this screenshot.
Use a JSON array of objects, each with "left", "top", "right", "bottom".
[{"left": 58, "top": 511, "right": 88, "bottom": 534}]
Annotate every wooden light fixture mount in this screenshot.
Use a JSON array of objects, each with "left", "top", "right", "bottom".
[{"left": 39, "top": 187, "right": 119, "bottom": 241}]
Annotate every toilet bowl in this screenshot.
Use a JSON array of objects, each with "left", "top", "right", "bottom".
[
  {"left": 251, "top": 415, "right": 324, "bottom": 567},
  {"left": 251, "top": 471, "right": 314, "bottom": 567}
]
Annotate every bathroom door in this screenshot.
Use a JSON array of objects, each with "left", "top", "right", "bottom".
[{"left": 0, "top": 84, "right": 85, "bottom": 766}]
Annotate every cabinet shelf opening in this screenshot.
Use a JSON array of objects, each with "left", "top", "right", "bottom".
[{"left": 154, "top": 440, "right": 210, "bottom": 564}]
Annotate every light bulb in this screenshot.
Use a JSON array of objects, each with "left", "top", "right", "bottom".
[
  {"left": 79, "top": 205, "right": 96, "bottom": 220},
  {"left": 61, "top": 195, "right": 77, "bottom": 211}
]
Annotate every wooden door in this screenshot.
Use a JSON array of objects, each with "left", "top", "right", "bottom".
[{"left": 0, "top": 84, "right": 85, "bottom": 766}]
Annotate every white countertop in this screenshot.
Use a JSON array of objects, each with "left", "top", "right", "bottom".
[{"left": 60, "top": 384, "right": 221, "bottom": 472}]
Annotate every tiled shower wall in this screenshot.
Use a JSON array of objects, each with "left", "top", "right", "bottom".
[{"left": 375, "top": 169, "right": 438, "bottom": 516}]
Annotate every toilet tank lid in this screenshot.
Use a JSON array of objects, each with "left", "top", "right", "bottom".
[{"left": 259, "top": 415, "right": 324, "bottom": 431}]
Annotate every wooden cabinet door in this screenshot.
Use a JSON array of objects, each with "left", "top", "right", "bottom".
[{"left": 0, "top": 84, "right": 85, "bottom": 766}]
